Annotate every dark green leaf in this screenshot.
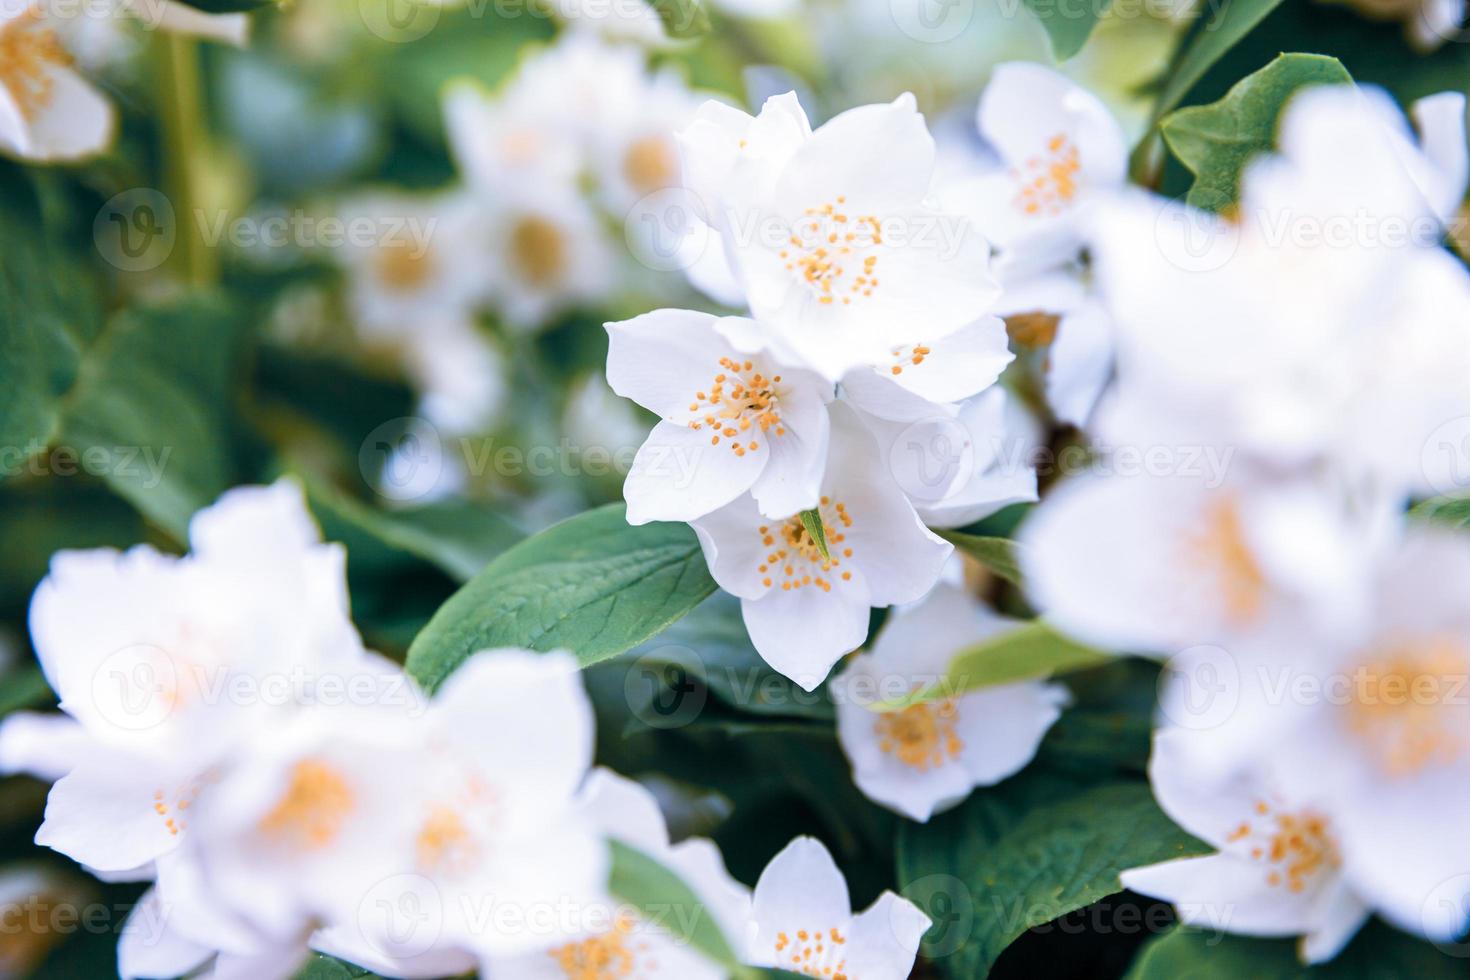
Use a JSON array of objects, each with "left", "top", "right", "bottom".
[
  {"left": 1162, "top": 54, "right": 1352, "bottom": 211},
  {"left": 888, "top": 621, "right": 1113, "bottom": 707},
  {"left": 798, "top": 508, "right": 830, "bottom": 562},
  {"left": 1020, "top": 0, "right": 1111, "bottom": 61},
  {"left": 168, "top": 0, "right": 276, "bottom": 12},
  {"left": 609, "top": 840, "right": 741, "bottom": 970},
  {"left": 1152, "top": 0, "right": 1289, "bottom": 124},
  {"left": 649, "top": 0, "right": 710, "bottom": 39},
  {"left": 292, "top": 954, "right": 384, "bottom": 980},
  {"left": 406, "top": 504, "right": 716, "bottom": 691},
  {"left": 901, "top": 780, "right": 1208, "bottom": 976},
  {"left": 60, "top": 295, "right": 248, "bottom": 542},
  {"left": 939, "top": 530, "right": 1025, "bottom": 586},
  {"left": 0, "top": 667, "right": 54, "bottom": 717},
  {"left": 1127, "top": 921, "right": 1467, "bottom": 979}
]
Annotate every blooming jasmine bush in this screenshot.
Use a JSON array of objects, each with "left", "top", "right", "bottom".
[{"left": 4, "top": 0, "right": 1470, "bottom": 976}]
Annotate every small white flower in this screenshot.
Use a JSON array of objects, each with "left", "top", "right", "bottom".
[
  {"left": 485, "top": 185, "right": 616, "bottom": 332},
  {"left": 0, "top": 2, "right": 115, "bottom": 162},
  {"left": 589, "top": 67, "right": 703, "bottom": 213},
  {"left": 509, "top": 33, "right": 652, "bottom": 149},
  {"left": 606, "top": 308, "right": 834, "bottom": 523},
  {"left": 1121, "top": 728, "right": 1371, "bottom": 964},
  {"left": 833, "top": 584, "right": 1067, "bottom": 822},
  {"left": 680, "top": 91, "right": 999, "bottom": 381},
  {"left": 443, "top": 80, "right": 583, "bottom": 199},
  {"left": 691, "top": 402, "right": 952, "bottom": 689},
  {"left": 957, "top": 62, "right": 1128, "bottom": 275},
  {"left": 747, "top": 836, "right": 930, "bottom": 979},
  {"left": 487, "top": 769, "right": 751, "bottom": 979}
]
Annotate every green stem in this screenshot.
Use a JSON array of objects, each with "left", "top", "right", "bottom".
[{"left": 156, "top": 33, "right": 217, "bottom": 289}]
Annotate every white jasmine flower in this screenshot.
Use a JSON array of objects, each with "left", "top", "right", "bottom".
[
  {"left": 509, "top": 33, "right": 650, "bottom": 148},
  {"left": 1020, "top": 469, "right": 1377, "bottom": 655},
  {"left": 443, "top": 80, "right": 583, "bottom": 198},
  {"left": 606, "top": 309, "right": 833, "bottom": 523},
  {"left": 590, "top": 68, "right": 702, "bottom": 213},
  {"left": 958, "top": 62, "right": 1128, "bottom": 275},
  {"left": 1121, "top": 728, "right": 1371, "bottom": 964},
  {"left": 747, "top": 836, "right": 930, "bottom": 978},
  {"left": 0, "top": 2, "right": 115, "bottom": 162},
  {"left": 690, "top": 402, "right": 952, "bottom": 689},
  {"left": 485, "top": 185, "right": 616, "bottom": 332},
  {"left": 487, "top": 769, "right": 751, "bottom": 979},
  {"left": 855, "top": 387, "right": 1039, "bottom": 530},
  {"left": 833, "top": 584, "right": 1067, "bottom": 822},
  {"left": 680, "top": 91, "right": 999, "bottom": 381}
]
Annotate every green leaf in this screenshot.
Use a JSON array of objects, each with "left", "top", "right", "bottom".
[
  {"left": 1127, "top": 921, "right": 1467, "bottom": 979},
  {"left": 292, "top": 954, "right": 383, "bottom": 980},
  {"left": 168, "top": 0, "right": 276, "bottom": 11},
  {"left": 1152, "top": 0, "right": 1289, "bottom": 124},
  {"left": 887, "top": 621, "right": 1113, "bottom": 708},
  {"left": 649, "top": 0, "right": 710, "bottom": 38},
  {"left": 59, "top": 295, "right": 248, "bottom": 542},
  {"left": 0, "top": 171, "right": 103, "bottom": 483},
  {"left": 798, "top": 508, "right": 830, "bottom": 562},
  {"left": 901, "top": 780, "right": 1208, "bottom": 976},
  {"left": 1161, "top": 54, "right": 1352, "bottom": 211},
  {"left": 0, "top": 666, "right": 54, "bottom": 718},
  {"left": 939, "top": 530, "right": 1024, "bottom": 586},
  {"left": 609, "top": 840, "right": 742, "bottom": 971},
  {"left": 1410, "top": 495, "right": 1470, "bottom": 531},
  {"left": 1020, "top": 0, "right": 1111, "bottom": 61},
  {"left": 406, "top": 504, "right": 716, "bottom": 691},
  {"left": 306, "top": 479, "right": 523, "bottom": 583}
]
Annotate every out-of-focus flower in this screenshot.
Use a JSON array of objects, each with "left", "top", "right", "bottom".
[
  {"left": 747, "top": 836, "right": 930, "bottom": 978},
  {"left": 444, "top": 79, "right": 582, "bottom": 198},
  {"left": 606, "top": 309, "right": 834, "bottom": 522},
  {"left": 483, "top": 184, "right": 616, "bottom": 332},
  {"left": 690, "top": 402, "right": 951, "bottom": 689},
  {"left": 833, "top": 584, "right": 1067, "bottom": 821},
  {"left": 1121, "top": 728, "right": 1371, "bottom": 964},
  {"left": 0, "top": 3, "right": 115, "bottom": 161},
  {"left": 1319, "top": 0, "right": 1464, "bottom": 52}
]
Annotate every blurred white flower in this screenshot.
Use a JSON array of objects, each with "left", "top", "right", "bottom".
[
  {"left": 833, "top": 584, "right": 1067, "bottom": 822},
  {"left": 1121, "top": 728, "right": 1371, "bottom": 964},
  {"left": 487, "top": 769, "right": 751, "bottom": 979},
  {"left": 606, "top": 309, "right": 834, "bottom": 522},
  {"left": 443, "top": 79, "right": 582, "bottom": 199},
  {"left": 0, "top": 3, "right": 115, "bottom": 161},
  {"left": 747, "top": 836, "right": 930, "bottom": 978},
  {"left": 690, "top": 402, "right": 951, "bottom": 689},
  {"left": 484, "top": 184, "right": 616, "bottom": 332},
  {"left": 679, "top": 91, "right": 999, "bottom": 381},
  {"left": 405, "top": 318, "right": 507, "bottom": 436}
]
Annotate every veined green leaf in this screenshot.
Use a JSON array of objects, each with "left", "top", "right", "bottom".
[
  {"left": 1020, "top": 0, "right": 1112, "bottom": 61},
  {"left": 939, "top": 530, "right": 1025, "bottom": 586},
  {"left": 885, "top": 621, "right": 1113, "bottom": 708},
  {"left": 1127, "top": 921, "right": 1467, "bottom": 979},
  {"left": 406, "top": 504, "right": 715, "bottom": 690},
  {"left": 1161, "top": 54, "right": 1352, "bottom": 211},
  {"left": 1151, "top": 0, "right": 1289, "bottom": 124}
]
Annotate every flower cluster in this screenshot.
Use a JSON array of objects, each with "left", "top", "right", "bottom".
[
  {"left": 1023, "top": 82, "right": 1470, "bottom": 960},
  {"left": 0, "top": 479, "right": 933, "bottom": 979}
]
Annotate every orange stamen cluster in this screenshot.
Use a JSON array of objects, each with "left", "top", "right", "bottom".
[
  {"left": 548, "top": 915, "right": 648, "bottom": 979},
  {"left": 889, "top": 343, "right": 931, "bottom": 376},
  {"left": 0, "top": 12, "right": 69, "bottom": 122},
  {"left": 875, "top": 698, "right": 963, "bottom": 771},
  {"left": 1347, "top": 636, "right": 1470, "bottom": 776},
  {"left": 775, "top": 926, "right": 848, "bottom": 978},
  {"left": 258, "top": 759, "right": 355, "bottom": 850},
  {"left": 152, "top": 778, "right": 207, "bottom": 838},
  {"left": 756, "top": 497, "right": 855, "bottom": 593},
  {"left": 1226, "top": 800, "right": 1340, "bottom": 894},
  {"left": 1185, "top": 497, "right": 1266, "bottom": 627},
  {"left": 779, "top": 197, "right": 883, "bottom": 306},
  {"left": 689, "top": 357, "right": 784, "bottom": 458},
  {"left": 1012, "top": 133, "right": 1081, "bottom": 217}
]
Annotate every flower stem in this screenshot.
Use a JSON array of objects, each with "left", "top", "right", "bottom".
[{"left": 156, "top": 32, "right": 217, "bottom": 289}]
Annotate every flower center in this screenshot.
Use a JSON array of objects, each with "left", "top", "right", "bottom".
[
  {"left": 151, "top": 774, "right": 210, "bottom": 839},
  {"left": 775, "top": 927, "right": 848, "bottom": 978},
  {"left": 1005, "top": 311, "right": 1060, "bottom": 348},
  {"left": 623, "top": 134, "right": 677, "bottom": 195},
  {"left": 875, "top": 698, "right": 963, "bottom": 771},
  {"left": 1345, "top": 636, "right": 1470, "bottom": 776},
  {"left": 0, "top": 12, "right": 70, "bottom": 122},
  {"left": 375, "top": 241, "right": 436, "bottom": 292},
  {"left": 780, "top": 197, "right": 883, "bottom": 307},
  {"left": 1224, "top": 800, "right": 1340, "bottom": 893},
  {"left": 416, "top": 805, "right": 478, "bottom": 874},
  {"left": 501, "top": 127, "right": 543, "bottom": 166},
  {"left": 510, "top": 215, "right": 567, "bottom": 288},
  {"left": 754, "top": 498, "right": 855, "bottom": 593},
  {"left": 688, "top": 356, "right": 785, "bottom": 458},
  {"left": 1184, "top": 497, "right": 1265, "bottom": 627},
  {"left": 1012, "top": 132, "right": 1081, "bottom": 217},
  {"left": 548, "top": 915, "right": 646, "bottom": 979},
  {"left": 886, "top": 343, "right": 931, "bottom": 376},
  {"left": 258, "top": 759, "right": 355, "bottom": 850}
]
